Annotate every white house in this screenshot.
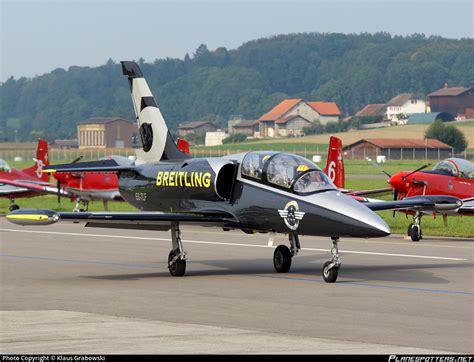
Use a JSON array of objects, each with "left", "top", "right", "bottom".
[{"left": 385, "top": 93, "right": 427, "bottom": 124}]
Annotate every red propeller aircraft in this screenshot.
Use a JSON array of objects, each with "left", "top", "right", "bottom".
[
  {"left": 386, "top": 157, "right": 474, "bottom": 241},
  {"left": 322, "top": 136, "right": 473, "bottom": 241},
  {"left": 0, "top": 139, "right": 67, "bottom": 211}
]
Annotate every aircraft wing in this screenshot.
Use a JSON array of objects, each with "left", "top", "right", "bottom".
[
  {"left": 0, "top": 178, "right": 70, "bottom": 197},
  {"left": 362, "top": 195, "right": 463, "bottom": 212},
  {"left": 5, "top": 208, "right": 239, "bottom": 231}
]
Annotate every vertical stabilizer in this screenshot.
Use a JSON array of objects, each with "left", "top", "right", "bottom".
[
  {"left": 324, "top": 136, "right": 345, "bottom": 189},
  {"left": 23, "top": 139, "right": 50, "bottom": 182},
  {"left": 121, "top": 61, "right": 188, "bottom": 164}
]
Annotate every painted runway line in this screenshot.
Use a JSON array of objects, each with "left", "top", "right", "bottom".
[{"left": 0, "top": 228, "right": 468, "bottom": 261}]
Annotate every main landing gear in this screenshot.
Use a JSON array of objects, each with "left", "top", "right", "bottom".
[
  {"left": 272, "top": 234, "right": 342, "bottom": 283},
  {"left": 168, "top": 222, "right": 187, "bottom": 277},
  {"left": 407, "top": 212, "right": 422, "bottom": 242},
  {"left": 273, "top": 234, "right": 300, "bottom": 273},
  {"left": 73, "top": 199, "right": 89, "bottom": 212}
]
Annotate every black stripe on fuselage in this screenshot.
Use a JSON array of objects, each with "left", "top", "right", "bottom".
[{"left": 140, "top": 97, "right": 157, "bottom": 112}]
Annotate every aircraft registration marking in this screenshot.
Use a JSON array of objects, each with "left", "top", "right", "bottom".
[{"left": 156, "top": 171, "right": 212, "bottom": 188}]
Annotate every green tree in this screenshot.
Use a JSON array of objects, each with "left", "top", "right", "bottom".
[{"left": 425, "top": 120, "right": 467, "bottom": 153}]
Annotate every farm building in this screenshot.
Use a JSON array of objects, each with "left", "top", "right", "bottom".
[
  {"left": 306, "top": 102, "right": 341, "bottom": 124},
  {"left": 406, "top": 112, "right": 454, "bottom": 124},
  {"left": 428, "top": 86, "right": 474, "bottom": 119},
  {"left": 258, "top": 98, "right": 341, "bottom": 137},
  {"left": 178, "top": 121, "right": 219, "bottom": 137},
  {"left": 77, "top": 118, "right": 136, "bottom": 149},
  {"left": 343, "top": 138, "right": 453, "bottom": 160},
  {"left": 231, "top": 120, "right": 260, "bottom": 136},
  {"left": 354, "top": 103, "right": 387, "bottom": 118}
]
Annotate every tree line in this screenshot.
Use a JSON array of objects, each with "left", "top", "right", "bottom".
[{"left": 0, "top": 32, "right": 472, "bottom": 141}]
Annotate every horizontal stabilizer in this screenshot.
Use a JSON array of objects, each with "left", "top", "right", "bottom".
[{"left": 44, "top": 159, "right": 134, "bottom": 174}]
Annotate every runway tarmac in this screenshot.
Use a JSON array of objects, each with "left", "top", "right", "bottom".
[{"left": 0, "top": 219, "right": 473, "bottom": 354}]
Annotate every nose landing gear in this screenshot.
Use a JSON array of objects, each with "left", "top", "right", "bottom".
[{"left": 322, "top": 237, "right": 341, "bottom": 283}]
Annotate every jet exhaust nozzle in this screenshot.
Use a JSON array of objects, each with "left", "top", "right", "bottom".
[{"left": 6, "top": 209, "right": 59, "bottom": 226}]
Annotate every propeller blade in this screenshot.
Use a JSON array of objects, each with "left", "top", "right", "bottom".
[
  {"left": 402, "top": 163, "right": 431, "bottom": 180},
  {"left": 392, "top": 189, "right": 398, "bottom": 219},
  {"left": 71, "top": 156, "right": 83, "bottom": 163},
  {"left": 366, "top": 157, "right": 391, "bottom": 178},
  {"left": 57, "top": 179, "right": 61, "bottom": 208}
]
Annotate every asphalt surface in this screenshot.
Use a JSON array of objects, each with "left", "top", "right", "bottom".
[{"left": 0, "top": 219, "right": 473, "bottom": 354}]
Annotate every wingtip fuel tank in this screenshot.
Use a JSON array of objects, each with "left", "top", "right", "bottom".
[{"left": 6, "top": 209, "right": 59, "bottom": 226}]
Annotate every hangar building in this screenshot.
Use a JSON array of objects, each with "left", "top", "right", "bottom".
[{"left": 343, "top": 138, "right": 453, "bottom": 160}]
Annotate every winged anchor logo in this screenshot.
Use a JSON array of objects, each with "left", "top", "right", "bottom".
[{"left": 278, "top": 201, "right": 306, "bottom": 230}]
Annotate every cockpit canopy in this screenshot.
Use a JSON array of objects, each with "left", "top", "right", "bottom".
[
  {"left": 0, "top": 159, "right": 11, "bottom": 173},
  {"left": 432, "top": 158, "right": 474, "bottom": 179},
  {"left": 241, "top": 151, "right": 335, "bottom": 194}
]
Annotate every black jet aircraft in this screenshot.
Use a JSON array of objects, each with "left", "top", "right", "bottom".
[{"left": 6, "top": 61, "right": 463, "bottom": 283}]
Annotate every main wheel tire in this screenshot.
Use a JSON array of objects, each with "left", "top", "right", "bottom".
[
  {"left": 410, "top": 225, "right": 421, "bottom": 242},
  {"left": 407, "top": 223, "right": 413, "bottom": 236},
  {"left": 322, "top": 261, "right": 339, "bottom": 283},
  {"left": 273, "top": 245, "right": 292, "bottom": 273},
  {"left": 168, "top": 250, "right": 186, "bottom": 277},
  {"left": 9, "top": 204, "right": 20, "bottom": 211}
]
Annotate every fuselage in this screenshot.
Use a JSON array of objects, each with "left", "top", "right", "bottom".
[
  {"left": 54, "top": 172, "right": 121, "bottom": 201},
  {"left": 118, "top": 152, "right": 390, "bottom": 238}
]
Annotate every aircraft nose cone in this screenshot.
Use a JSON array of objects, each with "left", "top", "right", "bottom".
[{"left": 309, "top": 191, "right": 391, "bottom": 238}]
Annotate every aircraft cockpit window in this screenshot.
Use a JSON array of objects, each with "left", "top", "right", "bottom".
[
  {"left": 241, "top": 152, "right": 275, "bottom": 180},
  {"left": 293, "top": 170, "right": 335, "bottom": 194},
  {"left": 451, "top": 158, "right": 474, "bottom": 179},
  {"left": 0, "top": 159, "right": 11, "bottom": 173},
  {"left": 266, "top": 153, "right": 315, "bottom": 189},
  {"left": 432, "top": 161, "right": 458, "bottom": 177}
]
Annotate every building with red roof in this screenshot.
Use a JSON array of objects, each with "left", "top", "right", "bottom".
[{"left": 258, "top": 98, "right": 341, "bottom": 137}]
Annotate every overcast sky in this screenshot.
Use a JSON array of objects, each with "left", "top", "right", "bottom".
[{"left": 1, "top": 0, "right": 473, "bottom": 81}]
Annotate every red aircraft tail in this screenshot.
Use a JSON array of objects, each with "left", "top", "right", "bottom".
[
  {"left": 22, "top": 139, "right": 50, "bottom": 182},
  {"left": 323, "top": 136, "right": 345, "bottom": 189},
  {"left": 177, "top": 138, "right": 190, "bottom": 155}
]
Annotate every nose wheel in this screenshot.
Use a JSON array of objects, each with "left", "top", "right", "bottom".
[{"left": 322, "top": 237, "right": 341, "bottom": 283}]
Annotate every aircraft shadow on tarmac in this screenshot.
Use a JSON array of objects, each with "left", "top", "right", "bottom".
[{"left": 82, "top": 254, "right": 473, "bottom": 285}]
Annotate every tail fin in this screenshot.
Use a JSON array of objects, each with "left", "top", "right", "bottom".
[
  {"left": 121, "top": 61, "right": 188, "bottom": 164},
  {"left": 23, "top": 139, "right": 50, "bottom": 182},
  {"left": 323, "top": 136, "right": 345, "bottom": 189},
  {"left": 177, "top": 138, "right": 190, "bottom": 155}
]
